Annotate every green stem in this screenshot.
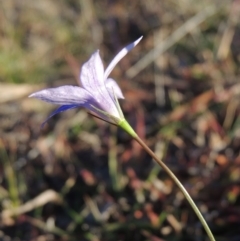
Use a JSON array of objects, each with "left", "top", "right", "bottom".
[
  {"left": 108, "top": 127, "right": 121, "bottom": 191},
  {"left": 118, "top": 118, "right": 215, "bottom": 240},
  {"left": 133, "top": 135, "right": 215, "bottom": 241}
]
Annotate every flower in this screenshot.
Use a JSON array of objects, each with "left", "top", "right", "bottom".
[{"left": 29, "top": 37, "right": 142, "bottom": 128}]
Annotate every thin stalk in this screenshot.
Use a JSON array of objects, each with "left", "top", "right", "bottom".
[
  {"left": 0, "top": 142, "right": 20, "bottom": 208},
  {"left": 108, "top": 127, "right": 121, "bottom": 191},
  {"left": 134, "top": 135, "right": 215, "bottom": 241}
]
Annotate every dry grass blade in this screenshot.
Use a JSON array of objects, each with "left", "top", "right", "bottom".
[
  {"left": 126, "top": 5, "right": 218, "bottom": 78},
  {"left": 1, "top": 189, "right": 63, "bottom": 221},
  {"left": 0, "top": 83, "right": 45, "bottom": 103},
  {"left": 166, "top": 214, "right": 182, "bottom": 233},
  {"left": 217, "top": 1, "right": 240, "bottom": 60},
  {"left": 24, "top": 216, "right": 70, "bottom": 237}
]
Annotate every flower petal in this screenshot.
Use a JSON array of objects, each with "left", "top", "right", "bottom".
[
  {"left": 29, "top": 86, "right": 92, "bottom": 105},
  {"left": 41, "top": 105, "right": 78, "bottom": 128},
  {"left": 104, "top": 36, "right": 143, "bottom": 80},
  {"left": 80, "top": 50, "right": 104, "bottom": 91},
  {"left": 80, "top": 51, "right": 121, "bottom": 119},
  {"left": 105, "top": 78, "right": 124, "bottom": 99},
  {"left": 89, "top": 85, "right": 121, "bottom": 120}
]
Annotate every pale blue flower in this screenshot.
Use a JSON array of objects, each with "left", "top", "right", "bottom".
[{"left": 29, "top": 37, "right": 142, "bottom": 126}]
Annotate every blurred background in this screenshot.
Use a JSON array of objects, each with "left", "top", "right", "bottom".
[{"left": 0, "top": 0, "right": 240, "bottom": 240}]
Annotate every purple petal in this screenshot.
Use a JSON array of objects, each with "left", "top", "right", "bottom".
[
  {"left": 79, "top": 51, "right": 121, "bottom": 118},
  {"left": 105, "top": 78, "right": 124, "bottom": 99},
  {"left": 80, "top": 50, "right": 104, "bottom": 91},
  {"left": 41, "top": 105, "right": 78, "bottom": 128},
  {"left": 90, "top": 85, "right": 120, "bottom": 119},
  {"left": 104, "top": 36, "right": 143, "bottom": 80},
  {"left": 29, "top": 86, "right": 92, "bottom": 105}
]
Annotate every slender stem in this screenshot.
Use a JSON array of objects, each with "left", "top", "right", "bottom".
[
  {"left": 108, "top": 127, "right": 121, "bottom": 191},
  {"left": 134, "top": 135, "right": 215, "bottom": 241}
]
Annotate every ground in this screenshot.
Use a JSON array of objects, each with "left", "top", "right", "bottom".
[{"left": 0, "top": 1, "right": 240, "bottom": 240}]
